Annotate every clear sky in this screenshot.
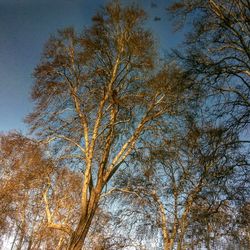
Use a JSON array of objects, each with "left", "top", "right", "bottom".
[{"left": 0, "top": 0, "right": 184, "bottom": 133}]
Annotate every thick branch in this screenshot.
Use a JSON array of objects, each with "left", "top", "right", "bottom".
[{"left": 43, "top": 187, "right": 73, "bottom": 235}]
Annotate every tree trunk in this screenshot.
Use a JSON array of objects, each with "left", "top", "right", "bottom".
[
  {"left": 16, "top": 230, "right": 25, "bottom": 250},
  {"left": 67, "top": 215, "right": 92, "bottom": 249},
  {"left": 27, "top": 236, "right": 33, "bottom": 250},
  {"left": 177, "top": 212, "right": 188, "bottom": 250},
  {"left": 10, "top": 226, "right": 20, "bottom": 250},
  {"left": 163, "top": 238, "right": 175, "bottom": 250},
  {"left": 205, "top": 223, "right": 211, "bottom": 250},
  {"left": 67, "top": 188, "right": 101, "bottom": 250}
]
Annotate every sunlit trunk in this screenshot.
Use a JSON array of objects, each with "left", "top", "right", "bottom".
[
  {"left": 67, "top": 214, "right": 93, "bottom": 249},
  {"left": 163, "top": 238, "right": 175, "bottom": 250},
  {"left": 67, "top": 187, "right": 101, "bottom": 250},
  {"left": 154, "top": 192, "right": 175, "bottom": 250}
]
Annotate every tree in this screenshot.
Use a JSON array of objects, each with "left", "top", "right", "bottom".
[
  {"left": 26, "top": 1, "right": 190, "bottom": 249},
  {"left": 109, "top": 117, "right": 245, "bottom": 250},
  {"left": 0, "top": 132, "right": 53, "bottom": 249},
  {"left": 0, "top": 133, "right": 83, "bottom": 249},
  {"left": 168, "top": 0, "right": 250, "bottom": 133},
  {"left": 166, "top": 3, "right": 250, "bottom": 247}
]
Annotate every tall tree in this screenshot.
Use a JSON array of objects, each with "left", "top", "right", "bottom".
[{"left": 26, "top": 1, "right": 190, "bottom": 248}]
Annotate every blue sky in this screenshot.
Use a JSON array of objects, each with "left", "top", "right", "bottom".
[{"left": 0, "top": 0, "right": 184, "bottom": 133}]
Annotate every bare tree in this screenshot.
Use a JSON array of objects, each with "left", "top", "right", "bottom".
[
  {"left": 109, "top": 117, "right": 245, "bottom": 250},
  {"left": 0, "top": 132, "right": 53, "bottom": 249},
  {"left": 0, "top": 133, "right": 83, "bottom": 249},
  {"left": 168, "top": 0, "right": 250, "bottom": 132},
  {"left": 25, "top": 1, "right": 190, "bottom": 249}
]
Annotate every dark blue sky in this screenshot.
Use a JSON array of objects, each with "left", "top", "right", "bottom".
[{"left": 0, "top": 0, "right": 184, "bottom": 133}]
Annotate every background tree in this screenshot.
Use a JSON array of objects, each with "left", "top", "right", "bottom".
[
  {"left": 167, "top": 2, "right": 250, "bottom": 247},
  {"left": 0, "top": 132, "right": 53, "bottom": 249},
  {"left": 168, "top": 0, "right": 250, "bottom": 132},
  {"left": 26, "top": 1, "right": 191, "bottom": 249},
  {"left": 109, "top": 116, "right": 246, "bottom": 250},
  {"left": 0, "top": 133, "right": 82, "bottom": 249}
]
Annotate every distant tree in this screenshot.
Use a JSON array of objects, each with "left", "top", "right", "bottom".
[
  {"left": 110, "top": 117, "right": 245, "bottom": 250},
  {"left": 166, "top": 3, "right": 250, "bottom": 247},
  {"left": 168, "top": 0, "right": 250, "bottom": 133},
  {"left": 26, "top": 1, "right": 191, "bottom": 249},
  {"left": 0, "top": 132, "right": 53, "bottom": 249},
  {"left": 0, "top": 133, "right": 83, "bottom": 249}
]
